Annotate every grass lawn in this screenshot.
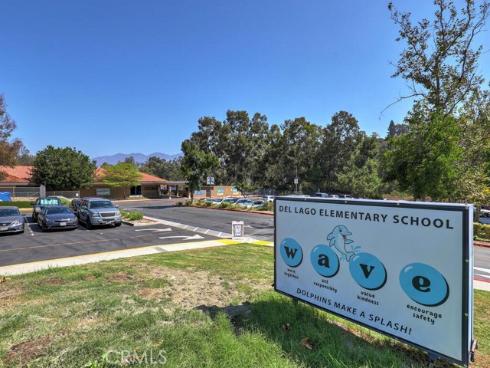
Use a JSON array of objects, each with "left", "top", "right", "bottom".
[{"left": 0, "top": 244, "right": 488, "bottom": 367}]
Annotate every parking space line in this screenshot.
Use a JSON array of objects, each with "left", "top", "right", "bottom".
[
  {"left": 0, "top": 234, "right": 152, "bottom": 253},
  {"left": 27, "top": 223, "right": 35, "bottom": 237}
]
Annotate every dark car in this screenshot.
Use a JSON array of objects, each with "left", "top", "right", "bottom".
[
  {"left": 32, "top": 196, "right": 62, "bottom": 222},
  {"left": 37, "top": 206, "right": 78, "bottom": 231},
  {"left": 77, "top": 198, "right": 122, "bottom": 229},
  {"left": 0, "top": 206, "right": 25, "bottom": 234}
]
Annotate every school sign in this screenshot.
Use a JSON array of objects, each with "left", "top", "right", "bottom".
[{"left": 274, "top": 197, "right": 474, "bottom": 366}]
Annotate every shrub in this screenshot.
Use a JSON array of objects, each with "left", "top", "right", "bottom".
[
  {"left": 0, "top": 201, "right": 32, "bottom": 208},
  {"left": 474, "top": 223, "right": 490, "bottom": 241},
  {"left": 121, "top": 210, "right": 144, "bottom": 221}
]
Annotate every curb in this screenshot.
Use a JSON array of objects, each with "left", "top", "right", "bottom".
[{"left": 475, "top": 240, "right": 490, "bottom": 249}]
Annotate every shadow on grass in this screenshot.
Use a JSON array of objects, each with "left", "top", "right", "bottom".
[{"left": 196, "top": 295, "right": 456, "bottom": 368}]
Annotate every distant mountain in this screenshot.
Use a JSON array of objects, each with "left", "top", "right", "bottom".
[{"left": 93, "top": 152, "right": 182, "bottom": 166}]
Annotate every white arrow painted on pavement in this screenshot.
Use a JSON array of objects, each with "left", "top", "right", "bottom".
[
  {"left": 135, "top": 228, "right": 172, "bottom": 233},
  {"left": 159, "top": 234, "right": 204, "bottom": 241}
]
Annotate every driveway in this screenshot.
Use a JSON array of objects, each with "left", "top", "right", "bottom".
[{"left": 119, "top": 199, "right": 274, "bottom": 241}]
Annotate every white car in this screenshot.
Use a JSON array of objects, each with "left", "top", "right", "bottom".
[{"left": 263, "top": 195, "right": 275, "bottom": 203}]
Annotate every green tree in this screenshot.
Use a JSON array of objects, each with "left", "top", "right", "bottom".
[
  {"left": 31, "top": 146, "right": 96, "bottom": 190},
  {"left": 386, "top": 0, "right": 490, "bottom": 203},
  {"left": 383, "top": 111, "right": 462, "bottom": 200},
  {"left": 0, "top": 95, "right": 23, "bottom": 179},
  {"left": 337, "top": 134, "right": 385, "bottom": 198},
  {"left": 141, "top": 156, "right": 183, "bottom": 180},
  {"left": 181, "top": 140, "right": 218, "bottom": 201},
  {"left": 318, "top": 111, "right": 363, "bottom": 191},
  {"left": 16, "top": 147, "right": 36, "bottom": 165},
  {"left": 281, "top": 117, "right": 322, "bottom": 192},
  {"left": 388, "top": 0, "right": 489, "bottom": 114},
  {"left": 102, "top": 162, "right": 142, "bottom": 198}
]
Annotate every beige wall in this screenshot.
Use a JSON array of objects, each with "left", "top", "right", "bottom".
[
  {"left": 80, "top": 185, "right": 128, "bottom": 200},
  {"left": 193, "top": 185, "right": 241, "bottom": 199}
]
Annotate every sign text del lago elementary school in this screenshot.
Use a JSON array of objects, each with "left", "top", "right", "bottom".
[{"left": 274, "top": 197, "right": 474, "bottom": 366}]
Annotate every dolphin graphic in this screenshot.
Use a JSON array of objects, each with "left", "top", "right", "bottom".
[{"left": 327, "top": 225, "right": 360, "bottom": 261}]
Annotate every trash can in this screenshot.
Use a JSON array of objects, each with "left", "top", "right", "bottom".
[{"left": 0, "top": 192, "right": 12, "bottom": 202}]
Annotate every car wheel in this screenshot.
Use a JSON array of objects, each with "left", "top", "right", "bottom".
[
  {"left": 85, "top": 217, "right": 93, "bottom": 229},
  {"left": 115, "top": 222, "right": 122, "bottom": 227},
  {"left": 41, "top": 222, "right": 47, "bottom": 232}
]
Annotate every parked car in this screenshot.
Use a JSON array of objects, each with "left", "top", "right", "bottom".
[
  {"left": 251, "top": 200, "right": 265, "bottom": 208},
  {"left": 480, "top": 209, "right": 490, "bottom": 225},
  {"left": 222, "top": 197, "right": 239, "bottom": 204},
  {"left": 236, "top": 198, "right": 254, "bottom": 208},
  {"left": 37, "top": 206, "right": 78, "bottom": 231},
  {"left": 32, "top": 196, "right": 62, "bottom": 222},
  {"left": 77, "top": 198, "right": 122, "bottom": 229},
  {"left": 70, "top": 198, "right": 82, "bottom": 214},
  {"left": 263, "top": 195, "right": 275, "bottom": 203},
  {"left": 0, "top": 206, "right": 25, "bottom": 234},
  {"left": 313, "top": 192, "right": 330, "bottom": 198},
  {"left": 210, "top": 198, "right": 223, "bottom": 204}
]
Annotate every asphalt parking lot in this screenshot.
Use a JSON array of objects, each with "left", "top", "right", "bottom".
[{"left": 0, "top": 217, "right": 218, "bottom": 267}]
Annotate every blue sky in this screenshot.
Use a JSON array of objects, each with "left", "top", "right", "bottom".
[{"left": 1, "top": 0, "right": 489, "bottom": 158}]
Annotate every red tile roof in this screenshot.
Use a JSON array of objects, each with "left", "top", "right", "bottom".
[
  {"left": 0, "top": 165, "right": 166, "bottom": 185},
  {"left": 0, "top": 165, "right": 33, "bottom": 184},
  {"left": 95, "top": 167, "right": 166, "bottom": 183}
]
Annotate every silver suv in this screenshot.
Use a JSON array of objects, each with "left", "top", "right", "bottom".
[{"left": 78, "top": 197, "right": 122, "bottom": 229}]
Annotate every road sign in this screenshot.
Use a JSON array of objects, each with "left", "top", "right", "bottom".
[
  {"left": 274, "top": 196, "right": 473, "bottom": 366},
  {"left": 294, "top": 177, "right": 299, "bottom": 185},
  {"left": 232, "top": 221, "right": 245, "bottom": 239},
  {"left": 207, "top": 176, "right": 215, "bottom": 185}
]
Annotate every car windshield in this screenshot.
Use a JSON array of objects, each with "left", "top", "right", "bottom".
[
  {"left": 0, "top": 208, "right": 20, "bottom": 216},
  {"left": 47, "top": 207, "right": 71, "bottom": 215},
  {"left": 39, "top": 198, "right": 61, "bottom": 206},
  {"left": 90, "top": 201, "right": 114, "bottom": 209}
]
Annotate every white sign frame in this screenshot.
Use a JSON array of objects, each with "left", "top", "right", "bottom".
[
  {"left": 274, "top": 197, "right": 473, "bottom": 366},
  {"left": 232, "top": 221, "right": 245, "bottom": 240}
]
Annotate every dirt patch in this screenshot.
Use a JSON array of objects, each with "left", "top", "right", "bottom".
[
  {"left": 38, "top": 277, "right": 65, "bottom": 286},
  {"left": 145, "top": 268, "right": 247, "bottom": 309},
  {"left": 0, "top": 284, "right": 24, "bottom": 308},
  {"left": 76, "top": 315, "right": 101, "bottom": 330},
  {"left": 137, "top": 288, "right": 165, "bottom": 300},
  {"left": 4, "top": 336, "right": 52, "bottom": 366},
  {"left": 107, "top": 272, "right": 134, "bottom": 283}
]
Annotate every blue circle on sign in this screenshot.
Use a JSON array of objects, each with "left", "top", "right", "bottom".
[
  {"left": 349, "top": 253, "right": 387, "bottom": 290},
  {"left": 400, "top": 263, "right": 449, "bottom": 307},
  {"left": 279, "top": 238, "right": 303, "bottom": 268},
  {"left": 310, "top": 244, "right": 340, "bottom": 278}
]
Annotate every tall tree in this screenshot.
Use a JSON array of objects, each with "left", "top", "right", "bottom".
[
  {"left": 181, "top": 140, "right": 218, "bottom": 201},
  {"left": 0, "top": 95, "right": 23, "bottom": 179},
  {"left": 141, "top": 157, "right": 183, "bottom": 180},
  {"left": 318, "top": 111, "right": 363, "bottom": 191},
  {"left": 388, "top": 0, "right": 489, "bottom": 114},
  {"left": 386, "top": 0, "right": 490, "bottom": 202},
  {"left": 102, "top": 162, "right": 142, "bottom": 198},
  {"left": 281, "top": 117, "right": 322, "bottom": 192},
  {"left": 383, "top": 111, "right": 462, "bottom": 200},
  {"left": 337, "top": 134, "right": 385, "bottom": 198},
  {"left": 31, "top": 146, "right": 96, "bottom": 190}
]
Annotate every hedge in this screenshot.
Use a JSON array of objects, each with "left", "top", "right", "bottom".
[
  {"left": 0, "top": 201, "right": 32, "bottom": 208},
  {"left": 474, "top": 223, "right": 490, "bottom": 242}
]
